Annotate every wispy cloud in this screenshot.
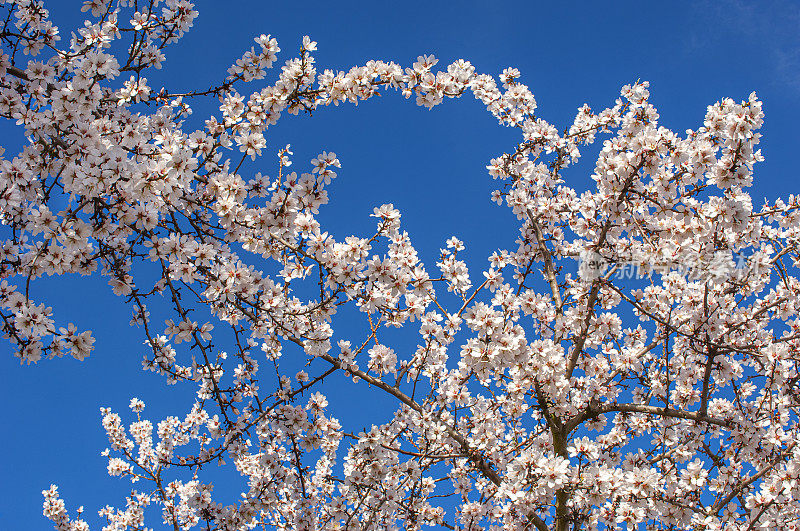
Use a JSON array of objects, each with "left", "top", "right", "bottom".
[{"left": 689, "top": 0, "right": 800, "bottom": 93}]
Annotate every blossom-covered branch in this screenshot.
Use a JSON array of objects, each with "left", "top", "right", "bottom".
[{"left": 2, "top": 0, "right": 800, "bottom": 530}]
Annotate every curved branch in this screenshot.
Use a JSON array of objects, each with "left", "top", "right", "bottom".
[{"left": 565, "top": 402, "right": 732, "bottom": 434}]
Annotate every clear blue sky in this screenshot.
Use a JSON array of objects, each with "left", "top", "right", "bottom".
[{"left": 2, "top": 0, "right": 800, "bottom": 528}]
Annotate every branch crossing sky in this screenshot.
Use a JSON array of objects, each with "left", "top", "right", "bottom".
[{"left": 2, "top": 0, "right": 799, "bottom": 527}]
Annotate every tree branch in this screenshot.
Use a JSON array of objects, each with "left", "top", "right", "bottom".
[
  {"left": 565, "top": 402, "right": 732, "bottom": 434},
  {"left": 709, "top": 442, "right": 796, "bottom": 516},
  {"left": 526, "top": 209, "right": 563, "bottom": 314}
]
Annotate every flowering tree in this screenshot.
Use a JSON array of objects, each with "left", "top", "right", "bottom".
[{"left": 3, "top": 0, "right": 800, "bottom": 529}]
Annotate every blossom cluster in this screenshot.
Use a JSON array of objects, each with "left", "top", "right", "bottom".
[{"left": 0, "top": 1, "right": 799, "bottom": 530}]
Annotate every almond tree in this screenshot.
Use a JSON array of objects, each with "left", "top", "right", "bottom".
[{"left": 3, "top": 1, "right": 800, "bottom": 530}]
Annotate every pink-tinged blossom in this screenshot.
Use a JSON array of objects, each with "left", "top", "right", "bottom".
[{"left": 0, "top": 1, "right": 791, "bottom": 529}]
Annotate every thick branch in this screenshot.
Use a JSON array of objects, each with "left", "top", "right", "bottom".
[
  {"left": 699, "top": 345, "right": 718, "bottom": 418},
  {"left": 526, "top": 209, "right": 563, "bottom": 314},
  {"left": 565, "top": 280, "right": 603, "bottom": 379},
  {"left": 5, "top": 65, "right": 29, "bottom": 80},
  {"left": 565, "top": 402, "right": 732, "bottom": 434}
]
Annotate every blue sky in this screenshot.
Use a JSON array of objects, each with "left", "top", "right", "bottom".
[{"left": 2, "top": 0, "right": 800, "bottom": 528}]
